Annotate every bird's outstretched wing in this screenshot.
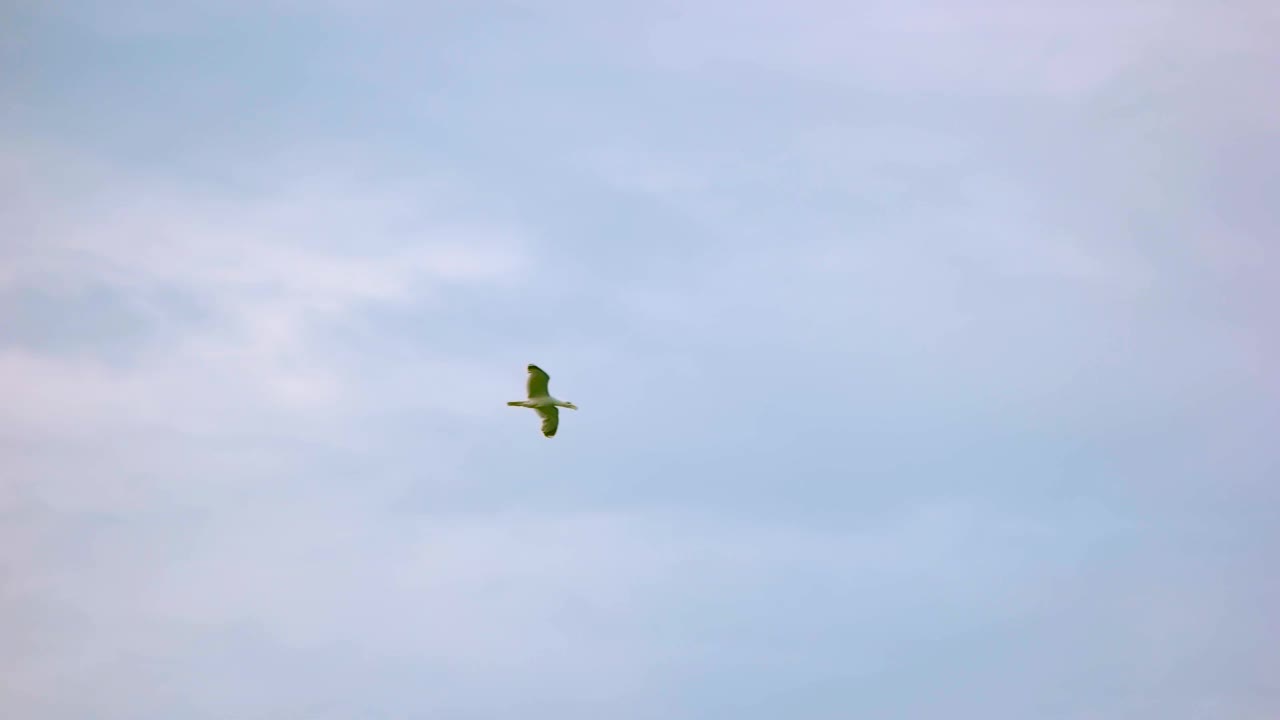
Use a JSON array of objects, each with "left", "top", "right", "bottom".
[
  {"left": 536, "top": 406, "right": 559, "bottom": 437},
  {"left": 526, "top": 364, "right": 551, "bottom": 398}
]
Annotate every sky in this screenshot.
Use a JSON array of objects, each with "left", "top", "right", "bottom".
[{"left": 2, "top": 1, "right": 1278, "bottom": 718}]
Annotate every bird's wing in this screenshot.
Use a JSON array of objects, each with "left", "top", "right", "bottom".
[
  {"left": 526, "top": 364, "right": 551, "bottom": 398},
  {"left": 536, "top": 405, "right": 559, "bottom": 437}
]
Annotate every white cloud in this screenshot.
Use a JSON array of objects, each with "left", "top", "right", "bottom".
[
  {"left": 0, "top": 497, "right": 1084, "bottom": 717},
  {"left": 4, "top": 3, "right": 1277, "bottom": 716},
  {"left": 0, "top": 136, "right": 551, "bottom": 714},
  {"left": 637, "top": 0, "right": 1275, "bottom": 98},
  {"left": 0, "top": 138, "right": 534, "bottom": 538}
]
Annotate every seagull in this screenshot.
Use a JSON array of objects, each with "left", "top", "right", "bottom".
[{"left": 507, "top": 364, "right": 578, "bottom": 438}]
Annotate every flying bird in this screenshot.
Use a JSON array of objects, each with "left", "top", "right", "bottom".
[{"left": 507, "top": 364, "right": 578, "bottom": 438}]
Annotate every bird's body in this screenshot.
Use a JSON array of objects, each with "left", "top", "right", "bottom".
[{"left": 507, "top": 364, "right": 577, "bottom": 437}]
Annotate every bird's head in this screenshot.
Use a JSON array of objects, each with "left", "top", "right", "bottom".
[{"left": 564, "top": 401, "right": 579, "bottom": 410}]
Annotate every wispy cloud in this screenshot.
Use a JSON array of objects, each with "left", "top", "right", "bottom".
[
  {"left": 2, "top": 139, "right": 529, "bottom": 430},
  {"left": 3, "top": 1, "right": 1278, "bottom": 718}
]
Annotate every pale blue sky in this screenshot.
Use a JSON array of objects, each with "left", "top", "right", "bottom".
[{"left": 3, "top": 2, "right": 1278, "bottom": 719}]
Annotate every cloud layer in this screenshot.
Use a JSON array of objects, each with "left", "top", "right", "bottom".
[{"left": 3, "top": 1, "right": 1278, "bottom": 718}]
